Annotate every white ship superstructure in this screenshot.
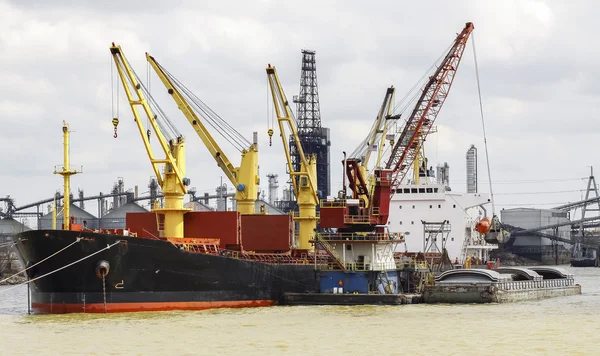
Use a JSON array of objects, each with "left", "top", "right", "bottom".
[{"left": 386, "top": 169, "right": 497, "bottom": 263}]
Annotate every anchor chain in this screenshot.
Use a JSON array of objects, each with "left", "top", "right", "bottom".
[{"left": 102, "top": 272, "right": 107, "bottom": 313}]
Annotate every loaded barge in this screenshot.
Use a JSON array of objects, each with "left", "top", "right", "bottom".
[{"left": 423, "top": 267, "right": 581, "bottom": 304}]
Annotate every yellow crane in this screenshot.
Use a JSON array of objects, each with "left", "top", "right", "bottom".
[
  {"left": 110, "top": 43, "right": 190, "bottom": 238},
  {"left": 145, "top": 53, "right": 259, "bottom": 215},
  {"left": 266, "top": 64, "right": 319, "bottom": 250}
]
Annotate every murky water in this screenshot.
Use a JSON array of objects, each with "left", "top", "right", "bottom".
[{"left": 1, "top": 266, "right": 599, "bottom": 355}]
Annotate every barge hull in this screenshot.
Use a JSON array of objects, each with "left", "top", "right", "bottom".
[{"left": 423, "top": 284, "right": 582, "bottom": 304}]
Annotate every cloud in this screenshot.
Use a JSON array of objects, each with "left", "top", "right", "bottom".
[{"left": 0, "top": 0, "right": 597, "bottom": 217}]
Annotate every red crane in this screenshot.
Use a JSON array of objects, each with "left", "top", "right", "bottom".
[
  {"left": 320, "top": 22, "right": 474, "bottom": 232},
  {"left": 385, "top": 22, "right": 474, "bottom": 184}
]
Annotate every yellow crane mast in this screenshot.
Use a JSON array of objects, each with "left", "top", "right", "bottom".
[
  {"left": 266, "top": 64, "right": 319, "bottom": 250},
  {"left": 110, "top": 43, "right": 190, "bottom": 238},
  {"left": 53, "top": 121, "right": 81, "bottom": 230},
  {"left": 146, "top": 53, "right": 259, "bottom": 215}
]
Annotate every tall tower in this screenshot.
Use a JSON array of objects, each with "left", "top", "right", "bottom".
[
  {"left": 267, "top": 173, "right": 279, "bottom": 205},
  {"left": 466, "top": 144, "right": 477, "bottom": 193},
  {"left": 290, "top": 49, "right": 331, "bottom": 200}
]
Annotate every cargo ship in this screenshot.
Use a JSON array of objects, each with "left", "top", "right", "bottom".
[
  {"left": 16, "top": 228, "right": 320, "bottom": 313},
  {"left": 13, "top": 48, "right": 334, "bottom": 314}
]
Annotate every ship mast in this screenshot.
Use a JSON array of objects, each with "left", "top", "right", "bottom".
[{"left": 54, "top": 121, "right": 80, "bottom": 230}]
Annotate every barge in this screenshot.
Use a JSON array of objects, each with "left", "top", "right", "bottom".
[{"left": 423, "top": 266, "right": 581, "bottom": 304}]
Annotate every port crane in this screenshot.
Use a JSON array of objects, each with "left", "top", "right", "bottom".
[
  {"left": 266, "top": 64, "right": 319, "bottom": 250},
  {"left": 385, "top": 22, "right": 474, "bottom": 185},
  {"left": 321, "top": 22, "right": 475, "bottom": 233},
  {"left": 110, "top": 43, "right": 190, "bottom": 238},
  {"left": 146, "top": 53, "right": 259, "bottom": 215}
]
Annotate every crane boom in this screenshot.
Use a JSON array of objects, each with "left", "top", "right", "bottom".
[
  {"left": 385, "top": 22, "right": 474, "bottom": 185},
  {"left": 146, "top": 53, "right": 259, "bottom": 214},
  {"left": 110, "top": 43, "right": 189, "bottom": 238},
  {"left": 346, "top": 86, "right": 397, "bottom": 201},
  {"left": 266, "top": 64, "right": 319, "bottom": 250}
]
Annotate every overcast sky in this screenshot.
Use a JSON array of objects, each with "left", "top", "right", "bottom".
[{"left": 1, "top": 0, "right": 598, "bottom": 221}]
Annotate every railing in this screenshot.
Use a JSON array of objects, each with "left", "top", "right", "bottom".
[
  {"left": 318, "top": 232, "right": 403, "bottom": 242},
  {"left": 320, "top": 200, "right": 348, "bottom": 208},
  {"left": 495, "top": 278, "right": 576, "bottom": 291},
  {"left": 291, "top": 211, "right": 320, "bottom": 218},
  {"left": 343, "top": 215, "right": 372, "bottom": 224}
]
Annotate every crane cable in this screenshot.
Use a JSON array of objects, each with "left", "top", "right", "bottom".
[
  {"left": 266, "top": 77, "right": 274, "bottom": 146},
  {"left": 472, "top": 33, "right": 495, "bottom": 216},
  {"left": 153, "top": 60, "right": 251, "bottom": 152}
]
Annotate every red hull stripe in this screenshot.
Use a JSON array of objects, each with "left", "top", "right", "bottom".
[{"left": 31, "top": 300, "right": 276, "bottom": 314}]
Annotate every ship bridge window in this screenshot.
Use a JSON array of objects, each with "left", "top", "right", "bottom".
[
  {"left": 411, "top": 188, "right": 417, "bottom": 193},
  {"left": 419, "top": 188, "right": 425, "bottom": 193},
  {"left": 404, "top": 188, "right": 410, "bottom": 193},
  {"left": 426, "top": 188, "right": 433, "bottom": 193},
  {"left": 434, "top": 188, "right": 439, "bottom": 193}
]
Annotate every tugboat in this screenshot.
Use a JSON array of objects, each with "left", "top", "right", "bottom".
[{"left": 571, "top": 242, "right": 598, "bottom": 267}]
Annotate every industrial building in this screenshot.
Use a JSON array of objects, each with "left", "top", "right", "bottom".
[
  {"left": 501, "top": 207, "right": 572, "bottom": 264},
  {"left": 39, "top": 204, "right": 98, "bottom": 230},
  {"left": 99, "top": 201, "right": 148, "bottom": 229},
  {"left": 0, "top": 217, "right": 30, "bottom": 243}
]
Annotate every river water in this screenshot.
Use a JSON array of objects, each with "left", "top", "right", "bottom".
[{"left": 0, "top": 266, "right": 598, "bottom": 355}]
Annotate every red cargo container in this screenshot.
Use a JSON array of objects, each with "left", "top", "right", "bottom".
[
  {"left": 126, "top": 212, "right": 159, "bottom": 239},
  {"left": 318, "top": 207, "right": 346, "bottom": 228},
  {"left": 184, "top": 211, "right": 240, "bottom": 248},
  {"left": 126, "top": 211, "right": 241, "bottom": 247},
  {"left": 241, "top": 214, "right": 293, "bottom": 252}
]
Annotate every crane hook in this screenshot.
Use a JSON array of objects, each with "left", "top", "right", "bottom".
[
  {"left": 267, "top": 128, "right": 274, "bottom": 146},
  {"left": 112, "top": 118, "right": 119, "bottom": 139}
]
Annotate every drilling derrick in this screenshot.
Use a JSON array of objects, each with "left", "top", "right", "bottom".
[{"left": 279, "top": 49, "right": 330, "bottom": 213}]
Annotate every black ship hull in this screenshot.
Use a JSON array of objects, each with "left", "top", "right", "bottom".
[
  {"left": 570, "top": 258, "right": 597, "bottom": 267},
  {"left": 14, "top": 230, "right": 319, "bottom": 314}
]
